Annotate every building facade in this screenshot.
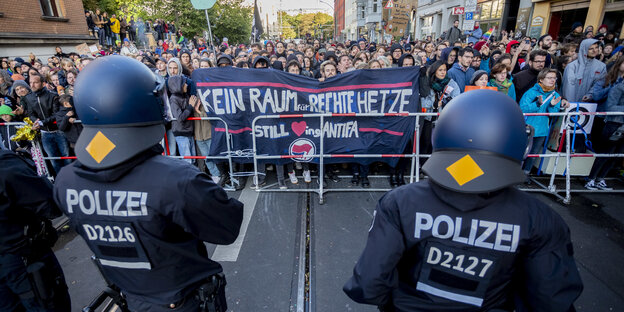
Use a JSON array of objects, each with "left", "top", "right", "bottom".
[
  {"left": 415, "top": 0, "right": 465, "bottom": 40},
  {"left": 415, "top": 0, "right": 623, "bottom": 42},
  {"left": 334, "top": 0, "right": 346, "bottom": 41},
  {"left": 531, "top": 0, "right": 624, "bottom": 41},
  {"left": 0, "top": 0, "right": 95, "bottom": 59},
  {"left": 344, "top": 0, "right": 358, "bottom": 40}
]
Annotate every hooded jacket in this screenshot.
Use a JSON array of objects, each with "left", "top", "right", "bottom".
[
  {"left": 216, "top": 54, "right": 233, "bottom": 67},
  {"left": 166, "top": 57, "right": 196, "bottom": 96},
  {"left": 252, "top": 55, "right": 270, "bottom": 68},
  {"left": 168, "top": 75, "right": 194, "bottom": 137},
  {"left": 397, "top": 54, "right": 415, "bottom": 67},
  {"left": 505, "top": 41, "right": 519, "bottom": 54},
  {"left": 604, "top": 79, "right": 624, "bottom": 124},
  {"left": 520, "top": 83, "right": 561, "bottom": 137},
  {"left": 447, "top": 62, "right": 476, "bottom": 93},
  {"left": 561, "top": 39, "right": 607, "bottom": 102},
  {"left": 166, "top": 57, "right": 183, "bottom": 77},
  {"left": 563, "top": 23, "right": 584, "bottom": 45},
  {"left": 343, "top": 180, "right": 583, "bottom": 311}
]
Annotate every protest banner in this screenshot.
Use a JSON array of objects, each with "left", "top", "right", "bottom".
[{"left": 193, "top": 67, "right": 422, "bottom": 166}]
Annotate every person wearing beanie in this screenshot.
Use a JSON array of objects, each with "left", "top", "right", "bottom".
[
  {"left": 536, "top": 34, "right": 554, "bottom": 68},
  {"left": 473, "top": 41, "right": 492, "bottom": 72},
  {"left": 120, "top": 37, "right": 139, "bottom": 58},
  {"left": 469, "top": 69, "right": 489, "bottom": 87},
  {"left": 564, "top": 22, "right": 584, "bottom": 45},
  {"left": 0, "top": 104, "right": 19, "bottom": 151},
  {"left": 10, "top": 79, "right": 30, "bottom": 100},
  {"left": 596, "top": 24, "right": 608, "bottom": 39}
]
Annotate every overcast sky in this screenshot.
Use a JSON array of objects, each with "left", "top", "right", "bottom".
[{"left": 243, "top": 0, "right": 334, "bottom": 24}]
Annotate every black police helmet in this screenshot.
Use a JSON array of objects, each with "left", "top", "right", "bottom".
[
  {"left": 422, "top": 89, "right": 527, "bottom": 193},
  {"left": 73, "top": 55, "right": 165, "bottom": 169}
]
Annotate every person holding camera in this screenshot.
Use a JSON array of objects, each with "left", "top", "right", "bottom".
[{"left": 0, "top": 149, "right": 71, "bottom": 311}]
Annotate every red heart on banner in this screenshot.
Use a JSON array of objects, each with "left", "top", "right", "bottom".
[{"left": 291, "top": 121, "right": 307, "bottom": 137}]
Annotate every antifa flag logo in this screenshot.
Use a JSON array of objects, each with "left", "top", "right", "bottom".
[{"left": 289, "top": 138, "right": 316, "bottom": 162}]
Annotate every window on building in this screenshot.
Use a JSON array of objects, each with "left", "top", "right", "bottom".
[
  {"left": 423, "top": 16, "right": 433, "bottom": 28},
  {"left": 373, "top": 1, "right": 378, "bottom": 13},
  {"left": 361, "top": 6, "right": 365, "bottom": 19},
  {"left": 39, "top": 0, "right": 63, "bottom": 17},
  {"left": 474, "top": 0, "right": 503, "bottom": 21}
]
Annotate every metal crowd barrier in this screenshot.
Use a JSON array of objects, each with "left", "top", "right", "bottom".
[
  {"left": 250, "top": 111, "right": 624, "bottom": 204},
  {"left": 3, "top": 111, "right": 624, "bottom": 204}
]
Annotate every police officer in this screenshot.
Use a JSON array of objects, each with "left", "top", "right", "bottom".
[
  {"left": 343, "top": 90, "right": 583, "bottom": 311},
  {"left": 53, "top": 56, "right": 244, "bottom": 311},
  {"left": 0, "top": 150, "right": 71, "bottom": 311}
]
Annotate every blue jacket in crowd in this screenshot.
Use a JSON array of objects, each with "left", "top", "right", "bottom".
[
  {"left": 590, "top": 77, "right": 622, "bottom": 113},
  {"left": 465, "top": 28, "right": 483, "bottom": 44},
  {"left": 605, "top": 79, "right": 624, "bottom": 124},
  {"left": 520, "top": 84, "right": 561, "bottom": 137},
  {"left": 447, "top": 63, "right": 475, "bottom": 93}
]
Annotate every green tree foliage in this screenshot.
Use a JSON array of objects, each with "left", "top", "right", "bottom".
[
  {"left": 207, "top": 0, "right": 253, "bottom": 43},
  {"left": 82, "top": 0, "right": 252, "bottom": 42},
  {"left": 82, "top": 0, "right": 120, "bottom": 15},
  {"left": 277, "top": 12, "right": 333, "bottom": 40}
]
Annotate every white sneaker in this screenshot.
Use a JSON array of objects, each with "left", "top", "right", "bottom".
[
  {"left": 303, "top": 169, "right": 312, "bottom": 183},
  {"left": 289, "top": 171, "right": 298, "bottom": 184},
  {"left": 211, "top": 175, "right": 221, "bottom": 185},
  {"left": 295, "top": 162, "right": 302, "bottom": 170},
  {"left": 585, "top": 179, "right": 597, "bottom": 190},
  {"left": 596, "top": 179, "right": 613, "bottom": 191}
]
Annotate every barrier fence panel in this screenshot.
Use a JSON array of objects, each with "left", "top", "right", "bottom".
[
  {"left": 250, "top": 111, "right": 624, "bottom": 204},
  {"left": 4, "top": 111, "right": 624, "bottom": 204}
]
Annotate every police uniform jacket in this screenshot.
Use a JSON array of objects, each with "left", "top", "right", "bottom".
[
  {"left": 53, "top": 146, "right": 244, "bottom": 305},
  {"left": 0, "top": 150, "right": 61, "bottom": 256},
  {"left": 344, "top": 180, "right": 583, "bottom": 312}
]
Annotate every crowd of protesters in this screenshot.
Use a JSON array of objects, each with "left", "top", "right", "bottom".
[
  {"left": 84, "top": 9, "right": 183, "bottom": 54},
  {"left": 1, "top": 19, "right": 624, "bottom": 190}
]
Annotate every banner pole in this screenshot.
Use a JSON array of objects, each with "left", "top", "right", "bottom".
[
  {"left": 411, "top": 114, "right": 420, "bottom": 183},
  {"left": 319, "top": 115, "right": 325, "bottom": 204},
  {"left": 205, "top": 9, "right": 215, "bottom": 63},
  {"left": 565, "top": 113, "right": 572, "bottom": 204}
]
